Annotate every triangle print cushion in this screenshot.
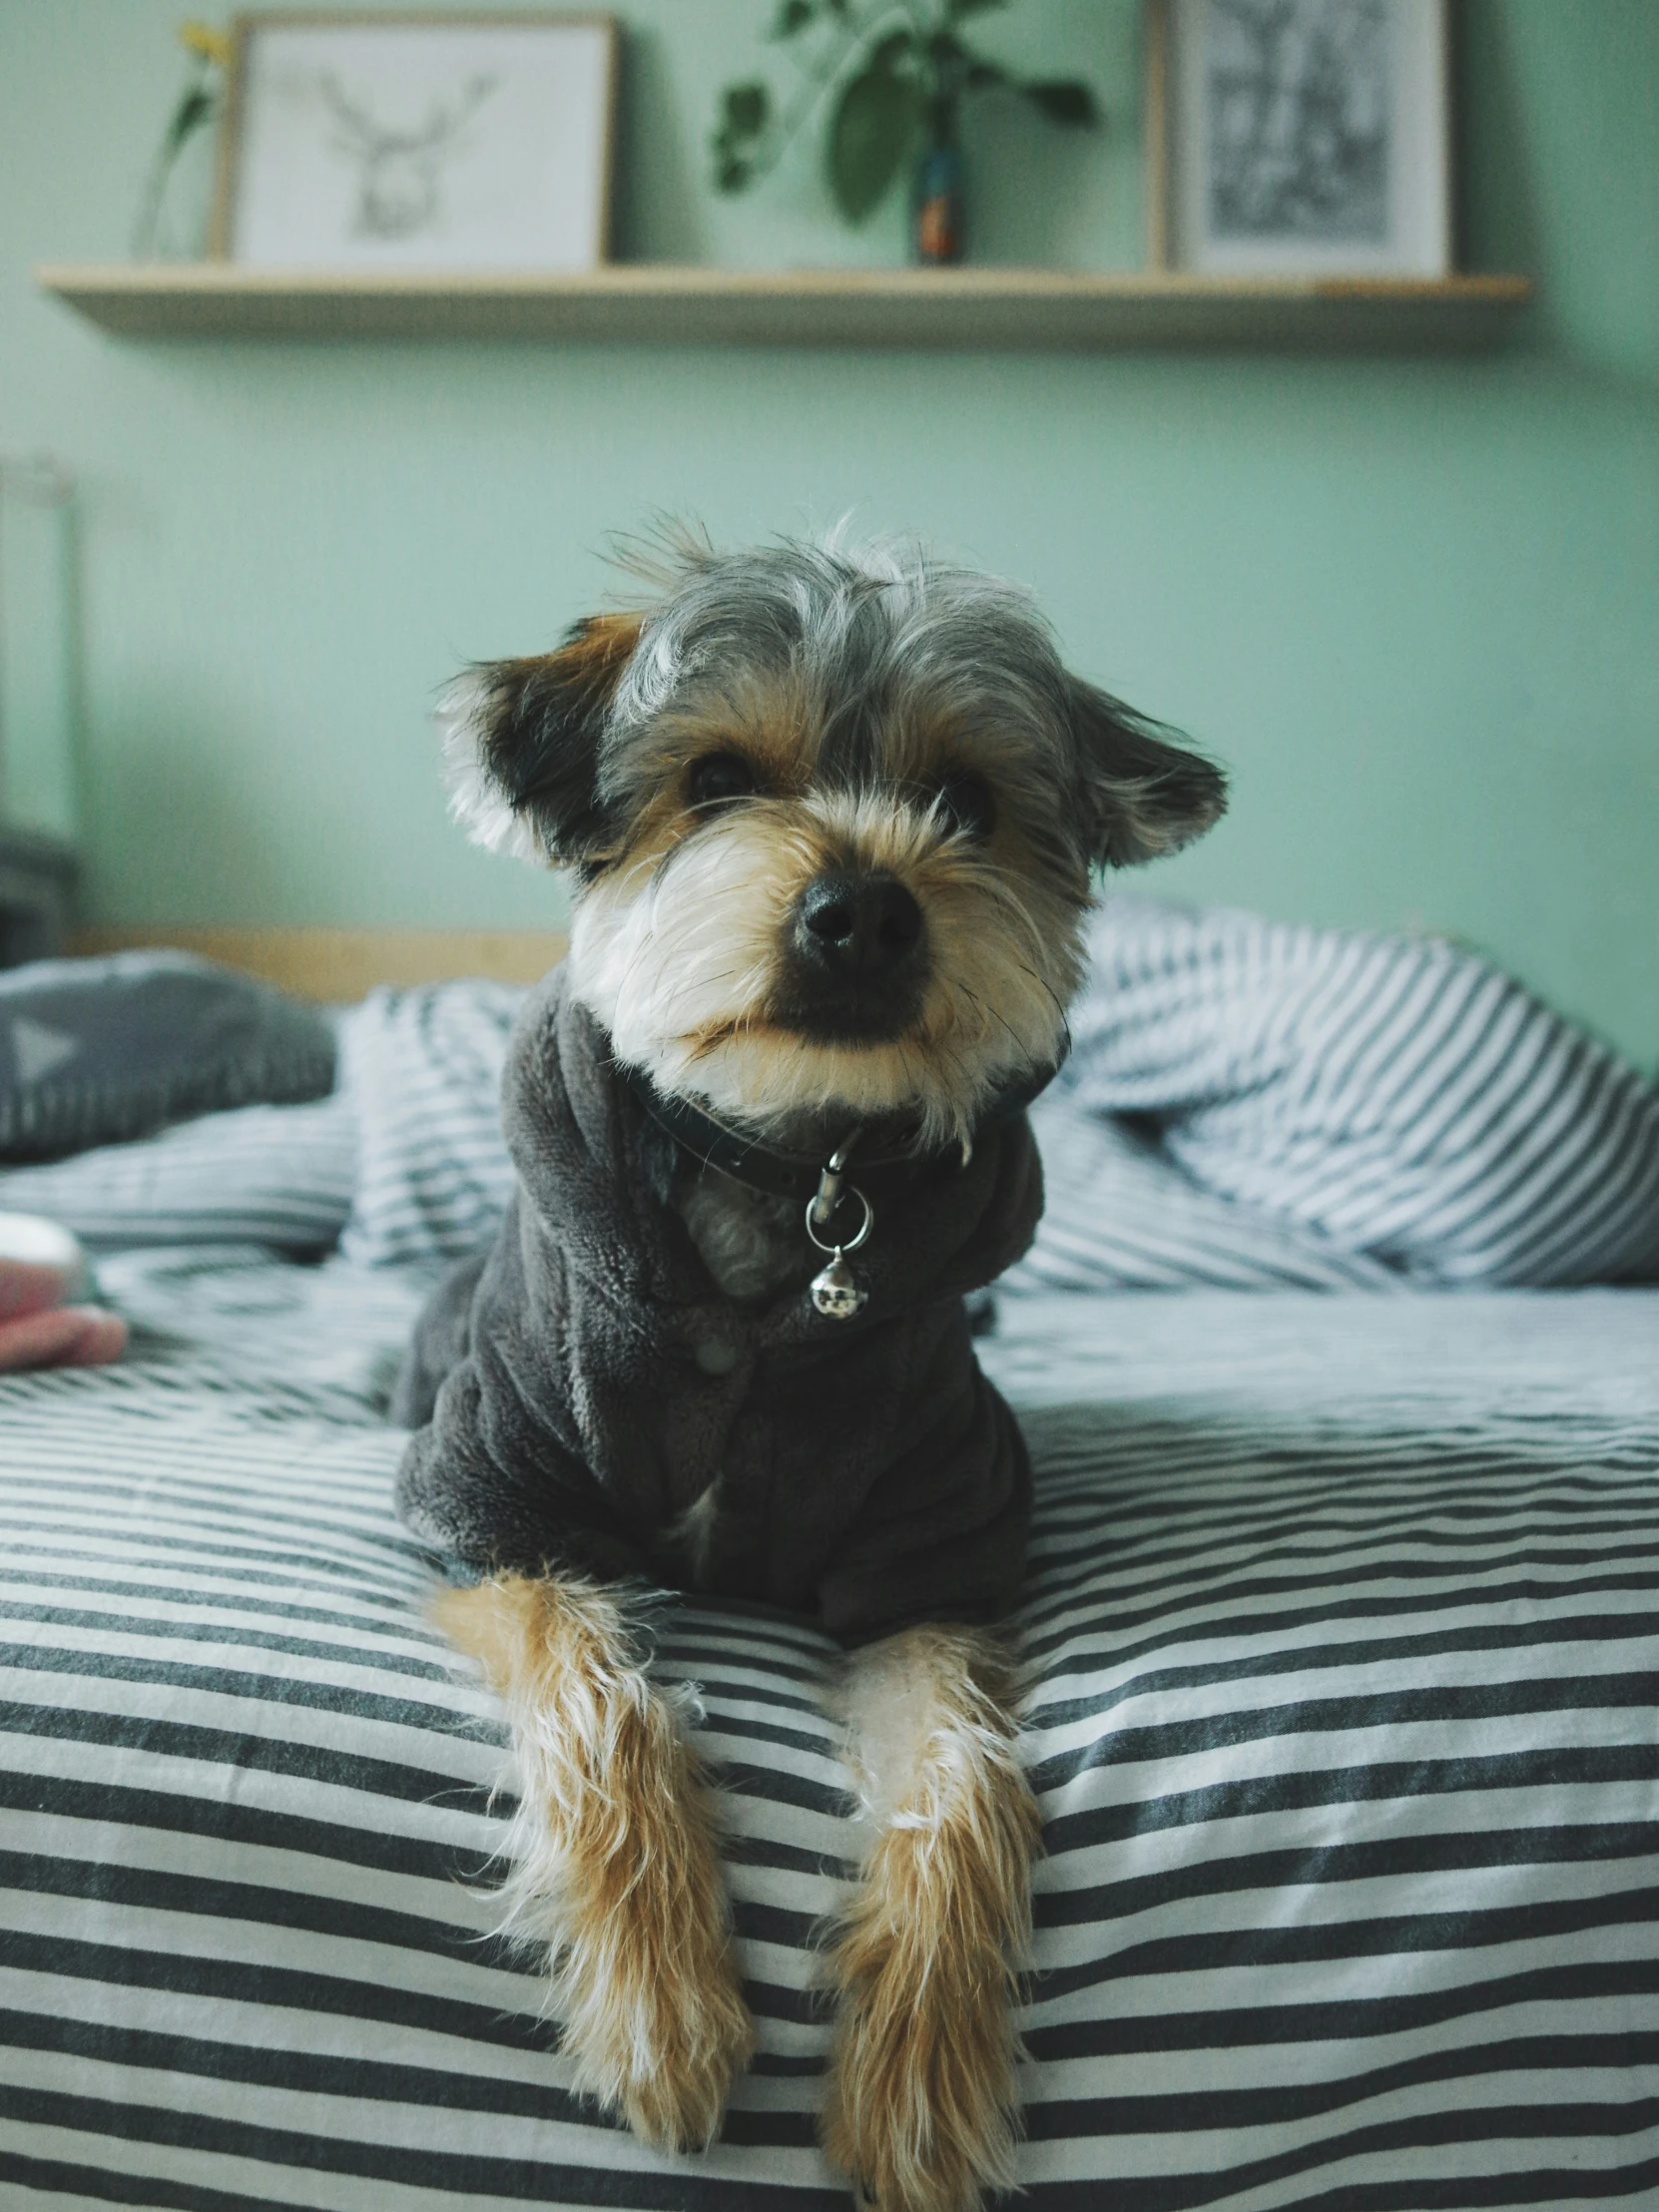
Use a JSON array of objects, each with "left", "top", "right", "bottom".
[
  {"left": 9, "top": 1015, "right": 80, "bottom": 1088},
  {"left": 0, "top": 950, "right": 336, "bottom": 1159}
]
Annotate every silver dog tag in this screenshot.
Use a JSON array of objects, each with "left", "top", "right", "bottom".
[
  {"left": 811, "top": 1251, "right": 867, "bottom": 1320},
  {"left": 805, "top": 1166, "right": 873, "bottom": 1322}
]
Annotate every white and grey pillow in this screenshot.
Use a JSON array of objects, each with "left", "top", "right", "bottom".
[
  {"left": 1057, "top": 898, "right": 1659, "bottom": 1287},
  {"left": 0, "top": 1088, "right": 357, "bottom": 1254}
]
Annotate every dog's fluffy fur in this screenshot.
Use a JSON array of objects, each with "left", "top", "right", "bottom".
[{"left": 429, "top": 532, "right": 1224, "bottom": 2209}]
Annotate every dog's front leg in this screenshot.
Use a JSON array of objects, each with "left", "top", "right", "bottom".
[
  {"left": 824, "top": 1624, "right": 1041, "bottom": 2212},
  {"left": 433, "top": 1572, "right": 755, "bottom": 2150}
]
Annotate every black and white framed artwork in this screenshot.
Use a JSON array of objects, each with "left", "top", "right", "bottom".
[
  {"left": 1148, "top": 0, "right": 1451, "bottom": 276},
  {"left": 213, "top": 13, "right": 616, "bottom": 271}
]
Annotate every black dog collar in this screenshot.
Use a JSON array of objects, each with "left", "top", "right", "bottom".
[
  {"left": 624, "top": 1072, "right": 920, "bottom": 1202},
  {"left": 622, "top": 1038, "right": 1067, "bottom": 1208}
]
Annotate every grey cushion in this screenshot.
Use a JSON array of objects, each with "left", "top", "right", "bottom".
[{"left": 0, "top": 950, "right": 336, "bottom": 1159}]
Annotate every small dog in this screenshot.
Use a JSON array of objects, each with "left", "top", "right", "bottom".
[{"left": 393, "top": 532, "right": 1224, "bottom": 2211}]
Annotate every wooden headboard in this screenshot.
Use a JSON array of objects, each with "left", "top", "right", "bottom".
[{"left": 68, "top": 926, "right": 569, "bottom": 1001}]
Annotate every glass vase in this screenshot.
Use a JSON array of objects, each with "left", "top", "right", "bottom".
[{"left": 911, "top": 112, "right": 964, "bottom": 267}]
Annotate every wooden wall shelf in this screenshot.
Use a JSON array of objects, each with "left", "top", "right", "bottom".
[{"left": 35, "top": 265, "right": 1532, "bottom": 351}]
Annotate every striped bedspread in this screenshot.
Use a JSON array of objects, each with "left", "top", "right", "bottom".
[{"left": 3, "top": 1255, "right": 1655, "bottom": 2209}]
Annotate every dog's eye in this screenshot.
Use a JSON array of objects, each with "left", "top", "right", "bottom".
[
  {"left": 687, "top": 753, "right": 757, "bottom": 810},
  {"left": 931, "top": 770, "right": 996, "bottom": 840}
]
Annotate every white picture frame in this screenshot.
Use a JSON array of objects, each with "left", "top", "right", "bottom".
[
  {"left": 1147, "top": 0, "right": 1451, "bottom": 277},
  {"left": 213, "top": 12, "right": 617, "bottom": 272}
]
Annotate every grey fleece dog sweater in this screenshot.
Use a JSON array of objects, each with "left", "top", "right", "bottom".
[{"left": 393, "top": 967, "right": 1043, "bottom": 1646}]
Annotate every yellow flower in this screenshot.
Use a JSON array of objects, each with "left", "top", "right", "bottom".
[{"left": 178, "top": 20, "right": 232, "bottom": 68}]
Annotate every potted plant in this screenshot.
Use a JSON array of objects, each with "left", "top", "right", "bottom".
[{"left": 713, "top": 0, "right": 1101, "bottom": 266}]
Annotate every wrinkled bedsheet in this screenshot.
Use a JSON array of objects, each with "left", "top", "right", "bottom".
[{"left": 3, "top": 1254, "right": 1655, "bottom": 2209}]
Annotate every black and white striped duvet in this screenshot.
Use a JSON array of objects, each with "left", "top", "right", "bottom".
[{"left": 4, "top": 1257, "right": 1655, "bottom": 2209}]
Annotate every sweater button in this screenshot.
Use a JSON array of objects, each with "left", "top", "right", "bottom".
[{"left": 694, "top": 1337, "right": 739, "bottom": 1378}]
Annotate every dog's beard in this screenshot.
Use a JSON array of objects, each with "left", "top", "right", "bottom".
[{"left": 567, "top": 794, "right": 1083, "bottom": 1154}]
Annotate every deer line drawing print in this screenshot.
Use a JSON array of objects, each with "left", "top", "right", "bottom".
[
  {"left": 317, "top": 70, "right": 496, "bottom": 240},
  {"left": 220, "top": 22, "right": 614, "bottom": 276}
]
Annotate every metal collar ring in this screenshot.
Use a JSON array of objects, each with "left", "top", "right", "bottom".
[{"left": 804, "top": 1183, "right": 873, "bottom": 1257}]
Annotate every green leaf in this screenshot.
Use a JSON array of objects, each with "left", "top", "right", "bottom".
[
  {"left": 947, "top": 0, "right": 1008, "bottom": 17},
  {"left": 165, "top": 83, "right": 217, "bottom": 156},
  {"left": 1022, "top": 79, "right": 1100, "bottom": 127},
  {"left": 770, "top": 0, "right": 816, "bottom": 37},
  {"left": 828, "top": 64, "right": 920, "bottom": 223},
  {"left": 721, "top": 80, "right": 772, "bottom": 140},
  {"left": 713, "top": 77, "right": 772, "bottom": 188}
]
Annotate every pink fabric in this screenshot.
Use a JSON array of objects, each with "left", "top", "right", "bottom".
[
  {"left": 0, "top": 1259, "right": 76, "bottom": 1323},
  {"left": 0, "top": 1258, "right": 126, "bottom": 1371}
]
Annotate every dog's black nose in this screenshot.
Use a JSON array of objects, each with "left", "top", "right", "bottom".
[{"left": 795, "top": 873, "right": 922, "bottom": 979}]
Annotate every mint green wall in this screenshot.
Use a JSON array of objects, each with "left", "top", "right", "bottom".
[{"left": 1, "top": 1, "right": 1654, "bottom": 1066}]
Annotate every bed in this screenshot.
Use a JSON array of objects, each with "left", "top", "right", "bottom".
[{"left": 3, "top": 902, "right": 1656, "bottom": 2210}]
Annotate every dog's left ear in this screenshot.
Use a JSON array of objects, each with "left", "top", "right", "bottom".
[
  {"left": 1067, "top": 677, "right": 1228, "bottom": 868},
  {"left": 440, "top": 612, "right": 644, "bottom": 867}
]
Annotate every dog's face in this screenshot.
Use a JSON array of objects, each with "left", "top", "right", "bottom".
[{"left": 443, "top": 537, "right": 1225, "bottom": 1149}]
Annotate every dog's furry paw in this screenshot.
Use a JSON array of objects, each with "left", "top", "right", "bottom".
[
  {"left": 822, "top": 1623, "right": 1042, "bottom": 2211},
  {"left": 547, "top": 1731, "right": 756, "bottom": 2153},
  {"left": 546, "top": 1681, "right": 752, "bottom": 2149},
  {"left": 823, "top": 1803, "right": 1036, "bottom": 2212},
  {"left": 510, "top": 1651, "right": 756, "bottom": 2151},
  {"left": 432, "top": 1574, "right": 755, "bottom": 2152}
]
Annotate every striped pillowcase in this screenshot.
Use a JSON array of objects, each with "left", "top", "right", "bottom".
[
  {"left": 0, "top": 984, "right": 519, "bottom": 1268},
  {"left": 1065, "top": 900, "right": 1659, "bottom": 1287},
  {"left": 0, "top": 1088, "right": 357, "bottom": 1254}
]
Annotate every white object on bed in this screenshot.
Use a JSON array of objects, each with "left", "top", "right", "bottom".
[{"left": 0, "top": 1208, "right": 84, "bottom": 1283}]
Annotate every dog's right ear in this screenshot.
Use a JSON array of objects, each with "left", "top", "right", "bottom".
[{"left": 440, "top": 612, "right": 644, "bottom": 867}]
